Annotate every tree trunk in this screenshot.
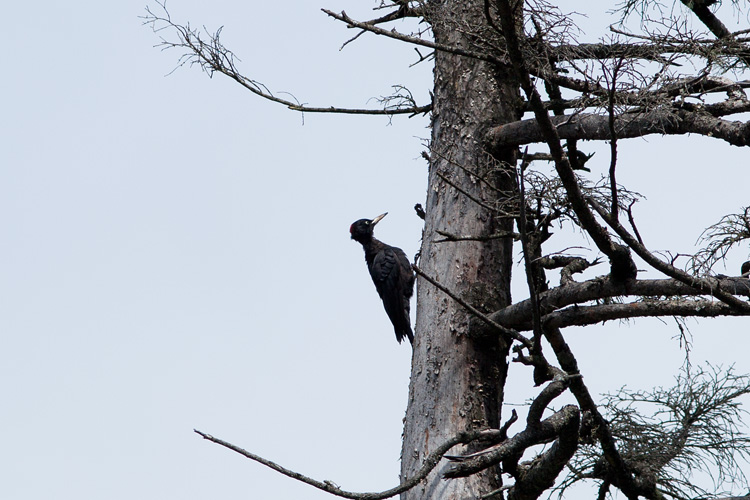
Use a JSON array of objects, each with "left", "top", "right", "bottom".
[{"left": 400, "top": 2, "right": 521, "bottom": 499}]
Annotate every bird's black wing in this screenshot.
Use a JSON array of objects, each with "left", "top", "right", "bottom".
[
  {"left": 395, "top": 248, "right": 415, "bottom": 300},
  {"left": 370, "top": 245, "right": 414, "bottom": 344}
]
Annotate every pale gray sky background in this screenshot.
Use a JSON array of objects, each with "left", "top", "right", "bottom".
[{"left": 2, "top": 1, "right": 749, "bottom": 499}]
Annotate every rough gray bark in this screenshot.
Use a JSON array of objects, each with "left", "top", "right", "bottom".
[{"left": 399, "top": 2, "right": 520, "bottom": 499}]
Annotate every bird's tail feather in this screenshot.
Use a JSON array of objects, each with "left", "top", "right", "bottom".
[{"left": 396, "top": 324, "right": 414, "bottom": 345}]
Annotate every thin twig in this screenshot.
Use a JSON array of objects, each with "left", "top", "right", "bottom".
[
  {"left": 626, "top": 200, "right": 644, "bottom": 246},
  {"left": 604, "top": 59, "right": 623, "bottom": 222},
  {"left": 413, "top": 265, "right": 532, "bottom": 347},
  {"left": 515, "top": 159, "right": 545, "bottom": 349},
  {"left": 322, "top": 10, "right": 506, "bottom": 66},
  {"left": 436, "top": 172, "right": 500, "bottom": 214}
]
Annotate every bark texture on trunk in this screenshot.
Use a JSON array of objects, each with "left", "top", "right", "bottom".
[{"left": 400, "top": 2, "right": 521, "bottom": 499}]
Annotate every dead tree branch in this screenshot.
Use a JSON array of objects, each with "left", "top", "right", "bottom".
[
  {"left": 194, "top": 427, "right": 507, "bottom": 500},
  {"left": 487, "top": 106, "right": 750, "bottom": 149},
  {"left": 490, "top": 275, "right": 750, "bottom": 330},
  {"left": 589, "top": 199, "right": 750, "bottom": 313},
  {"left": 542, "top": 298, "right": 749, "bottom": 329},
  {"left": 142, "top": 2, "right": 431, "bottom": 116},
  {"left": 443, "top": 405, "right": 580, "bottom": 479},
  {"left": 434, "top": 229, "right": 519, "bottom": 243},
  {"left": 322, "top": 10, "right": 506, "bottom": 65},
  {"left": 496, "top": 0, "right": 638, "bottom": 287},
  {"left": 496, "top": 4, "right": 644, "bottom": 496}
]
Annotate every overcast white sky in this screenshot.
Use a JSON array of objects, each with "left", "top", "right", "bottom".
[{"left": 2, "top": 1, "right": 749, "bottom": 499}]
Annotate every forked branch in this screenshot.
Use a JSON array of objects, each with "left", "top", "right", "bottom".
[
  {"left": 142, "top": 2, "right": 431, "bottom": 116},
  {"left": 589, "top": 199, "right": 750, "bottom": 312}
]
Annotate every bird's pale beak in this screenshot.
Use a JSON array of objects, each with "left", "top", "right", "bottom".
[{"left": 372, "top": 213, "right": 388, "bottom": 225}]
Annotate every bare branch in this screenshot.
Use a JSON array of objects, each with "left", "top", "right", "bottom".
[
  {"left": 443, "top": 405, "right": 580, "bottom": 479},
  {"left": 487, "top": 106, "right": 750, "bottom": 149},
  {"left": 508, "top": 410, "right": 580, "bottom": 500},
  {"left": 142, "top": 2, "right": 431, "bottom": 116},
  {"left": 552, "top": 38, "right": 750, "bottom": 66},
  {"left": 535, "top": 255, "right": 601, "bottom": 285},
  {"left": 680, "top": 0, "right": 732, "bottom": 40},
  {"left": 322, "top": 9, "right": 506, "bottom": 65},
  {"left": 434, "top": 229, "right": 519, "bottom": 243},
  {"left": 194, "top": 427, "right": 506, "bottom": 500},
  {"left": 589, "top": 199, "right": 750, "bottom": 313},
  {"left": 497, "top": 0, "right": 638, "bottom": 289},
  {"left": 516, "top": 163, "right": 546, "bottom": 352},
  {"left": 542, "top": 297, "right": 750, "bottom": 329},
  {"left": 490, "top": 275, "right": 750, "bottom": 331},
  {"left": 436, "top": 172, "right": 503, "bottom": 214},
  {"left": 446, "top": 410, "right": 520, "bottom": 463},
  {"left": 360, "top": 2, "right": 423, "bottom": 25}
]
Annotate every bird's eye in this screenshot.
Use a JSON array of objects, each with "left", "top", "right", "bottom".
[{"left": 365, "top": 221, "right": 371, "bottom": 225}]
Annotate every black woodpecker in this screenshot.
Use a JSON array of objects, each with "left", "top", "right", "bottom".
[{"left": 350, "top": 213, "right": 415, "bottom": 344}]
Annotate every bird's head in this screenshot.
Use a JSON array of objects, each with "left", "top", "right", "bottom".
[{"left": 350, "top": 213, "right": 387, "bottom": 243}]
